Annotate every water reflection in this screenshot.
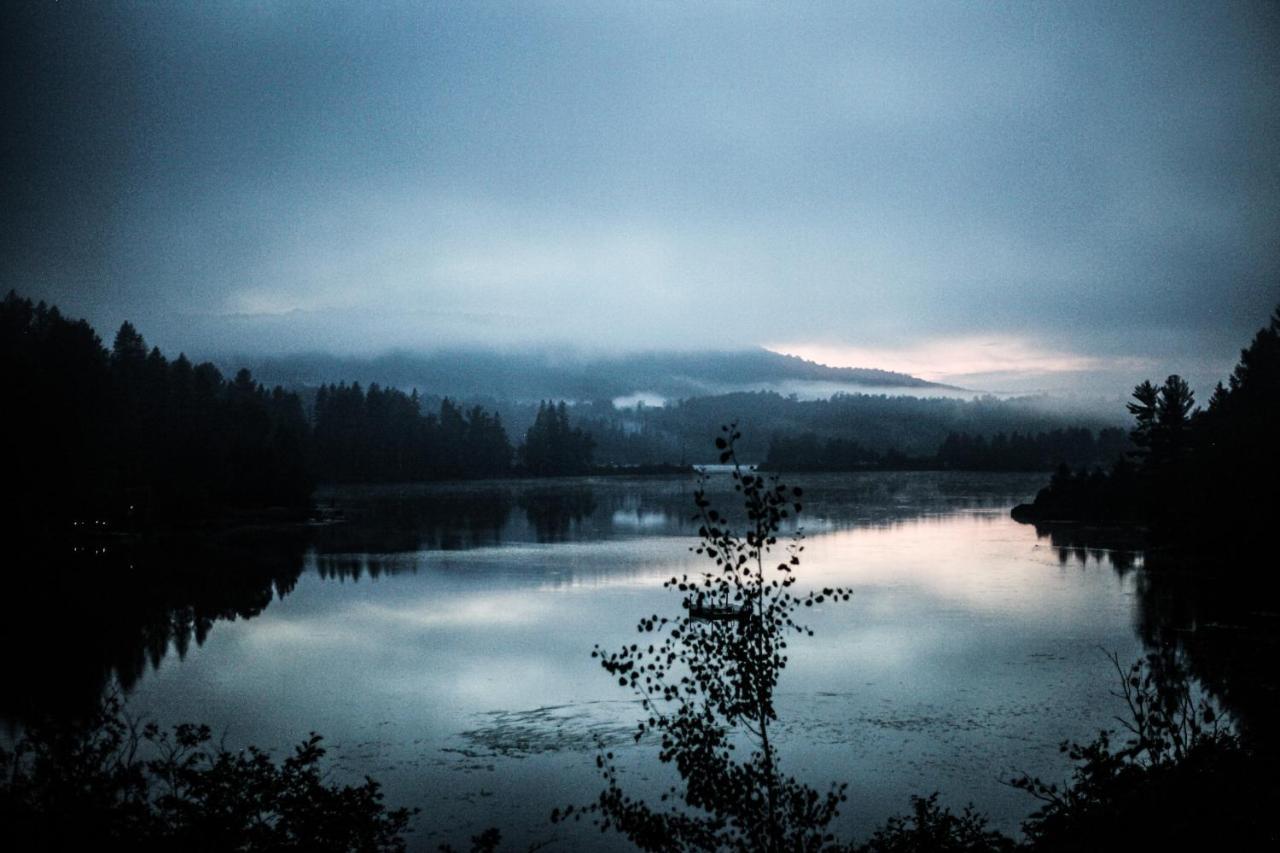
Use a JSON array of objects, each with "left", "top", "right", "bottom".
[
  {"left": 1025, "top": 521, "right": 1145, "bottom": 572},
  {"left": 2, "top": 528, "right": 308, "bottom": 724},
  {"left": 1130, "top": 553, "right": 1280, "bottom": 750},
  {"left": 307, "top": 472, "right": 1055, "bottom": 571},
  {"left": 1017, "top": 518, "right": 1276, "bottom": 754},
  {"left": 517, "top": 489, "right": 598, "bottom": 542},
  {"left": 118, "top": 493, "right": 1149, "bottom": 849},
  {"left": 6, "top": 472, "right": 1128, "bottom": 727},
  {"left": 12, "top": 472, "right": 1269, "bottom": 850},
  {"left": 311, "top": 486, "right": 515, "bottom": 555}
]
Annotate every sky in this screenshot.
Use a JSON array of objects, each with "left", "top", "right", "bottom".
[{"left": 3, "top": 1, "right": 1279, "bottom": 396}]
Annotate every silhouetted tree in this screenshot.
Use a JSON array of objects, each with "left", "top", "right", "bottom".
[
  {"left": 1, "top": 292, "right": 312, "bottom": 528},
  {"left": 1008, "top": 650, "right": 1271, "bottom": 852},
  {"left": 1151, "top": 375, "right": 1195, "bottom": 466},
  {"left": 519, "top": 401, "right": 594, "bottom": 475},
  {"left": 0, "top": 694, "right": 414, "bottom": 851},
  {"left": 311, "top": 386, "right": 512, "bottom": 483},
  {"left": 555, "top": 427, "right": 851, "bottom": 851},
  {"left": 1125, "top": 380, "right": 1160, "bottom": 460},
  {"left": 1013, "top": 305, "right": 1279, "bottom": 548}
]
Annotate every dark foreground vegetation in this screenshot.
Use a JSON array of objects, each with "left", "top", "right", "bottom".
[
  {"left": 856, "top": 651, "right": 1276, "bottom": 852},
  {"left": 11, "top": 637, "right": 1267, "bottom": 851},
  {"left": 555, "top": 426, "right": 854, "bottom": 850},
  {"left": 0, "top": 695, "right": 414, "bottom": 852}
]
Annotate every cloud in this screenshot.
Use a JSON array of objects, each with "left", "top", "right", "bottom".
[{"left": 3, "top": 1, "right": 1278, "bottom": 394}]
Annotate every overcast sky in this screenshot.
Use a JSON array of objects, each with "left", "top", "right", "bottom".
[{"left": 3, "top": 1, "right": 1278, "bottom": 394}]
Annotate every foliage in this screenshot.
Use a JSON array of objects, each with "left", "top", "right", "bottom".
[
  {"left": 762, "top": 433, "right": 888, "bottom": 471},
  {"left": 1017, "top": 304, "right": 1280, "bottom": 547},
  {"left": 553, "top": 425, "right": 851, "bottom": 852},
  {"left": 589, "top": 390, "right": 1127, "bottom": 466},
  {"left": 1008, "top": 649, "right": 1272, "bottom": 851},
  {"left": 852, "top": 794, "right": 1016, "bottom": 853},
  {"left": 520, "top": 400, "right": 595, "bottom": 475},
  {"left": 2, "top": 291, "right": 599, "bottom": 526},
  {"left": 1189, "top": 305, "right": 1280, "bottom": 544},
  {"left": 1012, "top": 460, "right": 1143, "bottom": 525},
  {"left": 312, "top": 384, "right": 513, "bottom": 482},
  {"left": 0, "top": 694, "right": 415, "bottom": 852},
  {"left": 856, "top": 649, "right": 1273, "bottom": 852},
  {"left": 2, "top": 290, "right": 311, "bottom": 529},
  {"left": 764, "top": 427, "right": 1130, "bottom": 473},
  {"left": 935, "top": 428, "right": 1129, "bottom": 472}
]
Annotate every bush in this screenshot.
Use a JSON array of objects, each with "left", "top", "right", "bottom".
[{"left": 0, "top": 694, "right": 415, "bottom": 852}]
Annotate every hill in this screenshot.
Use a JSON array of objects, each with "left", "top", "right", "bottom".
[{"left": 233, "top": 347, "right": 954, "bottom": 404}]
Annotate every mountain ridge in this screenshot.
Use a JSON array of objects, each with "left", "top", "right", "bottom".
[{"left": 230, "top": 346, "right": 956, "bottom": 403}]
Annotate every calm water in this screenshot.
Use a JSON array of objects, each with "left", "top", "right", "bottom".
[{"left": 111, "top": 472, "right": 1147, "bottom": 850}]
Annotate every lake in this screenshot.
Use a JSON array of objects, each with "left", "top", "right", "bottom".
[{"left": 63, "top": 472, "right": 1153, "bottom": 849}]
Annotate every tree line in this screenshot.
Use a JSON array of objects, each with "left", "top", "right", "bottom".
[
  {"left": 2, "top": 292, "right": 596, "bottom": 529},
  {"left": 1014, "top": 305, "right": 1279, "bottom": 549},
  {"left": 311, "top": 384, "right": 514, "bottom": 482},
  {"left": 763, "top": 426, "right": 1130, "bottom": 472},
  {"left": 568, "top": 390, "right": 1126, "bottom": 467},
  {"left": 4, "top": 293, "right": 312, "bottom": 529}
]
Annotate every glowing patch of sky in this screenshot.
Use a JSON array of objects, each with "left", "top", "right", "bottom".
[{"left": 769, "top": 338, "right": 1154, "bottom": 386}]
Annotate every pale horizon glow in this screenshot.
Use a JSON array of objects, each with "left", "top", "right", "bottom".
[{"left": 769, "top": 337, "right": 1155, "bottom": 385}]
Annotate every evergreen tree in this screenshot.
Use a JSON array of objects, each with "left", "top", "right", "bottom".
[
  {"left": 520, "top": 401, "right": 595, "bottom": 475},
  {"left": 1126, "top": 380, "right": 1160, "bottom": 459}
]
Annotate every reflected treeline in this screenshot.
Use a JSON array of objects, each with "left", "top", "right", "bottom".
[
  {"left": 517, "top": 489, "right": 598, "bottom": 542},
  {"left": 308, "top": 472, "right": 1043, "bottom": 579},
  {"left": 2, "top": 528, "right": 308, "bottom": 725},
  {"left": 1013, "top": 307, "right": 1280, "bottom": 754},
  {"left": 792, "top": 471, "right": 1046, "bottom": 531},
  {"left": 5, "top": 482, "right": 701, "bottom": 714},
  {"left": 1028, "top": 522, "right": 1145, "bottom": 572},
  {"left": 7, "top": 473, "right": 1098, "bottom": 725},
  {"left": 311, "top": 487, "right": 517, "bottom": 557},
  {"left": 1033, "top": 526, "right": 1279, "bottom": 756},
  {"left": 1131, "top": 553, "right": 1280, "bottom": 753},
  {"left": 311, "top": 481, "right": 687, "bottom": 559},
  {"left": 309, "top": 484, "right": 626, "bottom": 578}
]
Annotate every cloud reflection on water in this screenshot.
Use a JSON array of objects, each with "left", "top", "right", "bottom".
[{"left": 121, "top": 474, "right": 1147, "bottom": 850}]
